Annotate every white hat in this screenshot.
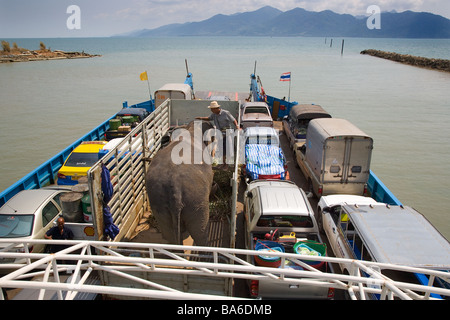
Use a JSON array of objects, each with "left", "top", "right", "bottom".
[{"left": 208, "top": 101, "right": 221, "bottom": 109}]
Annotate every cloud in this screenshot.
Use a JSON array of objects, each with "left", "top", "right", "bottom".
[{"left": 0, "top": 0, "right": 448, "bottom": 37}]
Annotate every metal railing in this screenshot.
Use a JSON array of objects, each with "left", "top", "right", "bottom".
[
  {"left": 1, "top": 239, "right": 449, "bottom": 300},
  {"left": 87, "top": 100, "right": 171, "bottom": 241}
]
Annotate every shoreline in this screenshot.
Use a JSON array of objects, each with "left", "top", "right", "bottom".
[
  {"left": 360, "top": 49, "right": 450, "bottom": 72},
  {"left": 0, "top": 49, "right": 100, "bottom": 63}
]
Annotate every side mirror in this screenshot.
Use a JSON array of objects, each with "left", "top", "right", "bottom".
[{"left": 306, "top": 192, "right": 314, "bottom": 198}]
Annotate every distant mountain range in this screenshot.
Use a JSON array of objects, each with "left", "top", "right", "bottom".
[{"left": 119, "top": 6, "right": 450, "bottom": 38}]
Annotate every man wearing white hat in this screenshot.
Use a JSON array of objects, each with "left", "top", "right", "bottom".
[
  {"left": 196, "top": 101, "right": 238, "bottom": 130},
  {"left": 196, "top": 101, "right": 238, "bottom": 168}
]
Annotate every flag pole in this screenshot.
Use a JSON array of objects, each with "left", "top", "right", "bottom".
[
  {"left": 146, "top": 71, "right": 152, "bottom": 100},
  {"left": 288, "top": 73, "right": 291, "bottom": 102},
  {"left": 280, "top": 72, "right": 291, "bottom": 102},
  {"left": 141, "top": 71, "right": 152, "bottom": 100}
]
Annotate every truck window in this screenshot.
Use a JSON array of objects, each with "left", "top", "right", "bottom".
[
  {"left": 52, "top": 193, "right": 63, "bottom": 207},
  {"left": 244, "top": 107, "right": 269, "bottom": 115},
  {"left": 246, "top": 135, "right": 278, "bottom": 145},
  {"left": 327, "top": 206, "right": 341, "bottom": 225},
  {"left": 249, "top": 203, "right": 255, "bottom": 222},
  {"left": 342, "top": 219, "right": 372, "bottom": 262},
  {"left": 42, "top": 202, "right": 59, "bottom": 227},
  {"left": 257, "top": 215, "right": 313, "bottom": 228}
]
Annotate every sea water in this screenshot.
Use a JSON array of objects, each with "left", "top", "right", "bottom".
[{"left": 0, "top": 37, "right": 449, "bottom": 238}]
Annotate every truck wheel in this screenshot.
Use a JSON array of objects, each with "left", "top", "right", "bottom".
[
  {"left": 317, "top": 209, "right": 323, "bottom": 231},
  {"left": 293, "top": 152, "right": 299, "bottom": 168},
  {"left": 307, "top": 179, "right": 313, "bottom": 194}
]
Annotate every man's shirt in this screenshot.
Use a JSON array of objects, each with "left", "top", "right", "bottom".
[{"left": 208, "top": 109, "right": 236, "bottom": 130}]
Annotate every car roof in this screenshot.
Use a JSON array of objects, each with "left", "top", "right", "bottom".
[
  {"left": 318, "top": 195, "right": 379, "bottom": 209},
  {"left": 242, "top": 102, "right": 269, "bottom": 107},
  {"left": 255, "top": 182, "right": 310, "bottom": 216},
  {"left": 0, "top": 189, "right": 64, "bottom": 215},
  {"left": 343, "top": 204, "right": 450, "bottom": 268},
  {"left": 116, "top": 108, "right": 148, "bottom": 117},
  {"left": 102, "top": 138, "right": 124, "bottom": 151},
  {"left": 289, "top": 104, "right": 331, "bottom": 120},
  {"left": 244, "top": 127, "right": 278, "bottom": 137},
  {"left": 73, "top": 141, "right": 107, "bottom": 153}
]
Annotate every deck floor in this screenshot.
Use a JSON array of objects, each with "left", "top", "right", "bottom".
[{"left": 128, "top": 209, "right": 231, "bottom": 248}]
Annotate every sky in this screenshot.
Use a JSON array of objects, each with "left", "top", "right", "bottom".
[{"left": 1, "top": 0, "right": 449, "bottom": 38}]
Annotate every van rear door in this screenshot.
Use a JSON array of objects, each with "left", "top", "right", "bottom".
[
  {"left": 322, "top": 137, "right": 346, "bottom": 183},
  {"left": 322, "top": 136, "right": 372, "bottom": 185},
  {"left": 344, "top": 137, "right": 373, "bottom": 184}
]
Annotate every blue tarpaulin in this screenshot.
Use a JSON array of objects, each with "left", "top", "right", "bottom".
[
  {"left": 101, "top": 164, "right": 114, "bottom": 204},
  {"left": 245, "top": 144, "right": 286, "bottom": 180},
  {"left": 101, "top": 165, "right": 119, "bottom": 240}
]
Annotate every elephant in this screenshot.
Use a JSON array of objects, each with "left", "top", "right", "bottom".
[{"left": 145, "top": 120, "right": 215, "bottom": 246}]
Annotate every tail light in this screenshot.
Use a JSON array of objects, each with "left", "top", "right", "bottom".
[
  {"left": 57, "top": 173, "right": 66, "bottom": 179},
  {"left": 17, "top": 245, "right": 33, "bottom": 253},
  {"left": 327, "top": 287, "right": 335, "bottom": 299},
  {"left": 259, "top": 174, "right": 281, "bottom": 179},
  {"left": 250, "top": 280, "right": 259, "bottom": 297},
  {"left": 318, "top": 186, "right": 323, "bottom": 195}
]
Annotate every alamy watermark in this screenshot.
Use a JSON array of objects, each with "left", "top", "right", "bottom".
[
  {"left": 168, "top": 121, "right": 277, "bottom": 166},
  {"left": 366, "top": 5, "right": 381, "bottom": 30},
  {"left": 170, "top": 122, "right": 242, "bottom": 165},
  {"left": 66, "top": 5, "right": 81, "bottom": 30}
]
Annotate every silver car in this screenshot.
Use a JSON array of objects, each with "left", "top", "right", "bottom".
[{"left": 0, "top": 188, "right": 69, "bottom": 256}]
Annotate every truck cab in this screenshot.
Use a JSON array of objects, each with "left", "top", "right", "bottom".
[
  {"left": 244, "top": 180, "right": 334, "bottom": 299},
  {"left": 244, "top": 180, "right": 317, "bottom": 237},
  {"left": 282, "top": 104, "right": 331, "bottom": 150},
  {"left": 154, "top": 83, "right": 193, "bottom": 108},
  {"left": 240, "top": 101, "right": 273, "bottom": 130}
]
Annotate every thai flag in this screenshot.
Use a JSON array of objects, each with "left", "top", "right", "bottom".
[{"left": 280, "top": 72, "right": 291, "bottom": 81}]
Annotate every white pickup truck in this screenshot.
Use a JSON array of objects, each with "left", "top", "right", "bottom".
[{"left": 243, "top": 179, "right": 335, "bottom": 299}]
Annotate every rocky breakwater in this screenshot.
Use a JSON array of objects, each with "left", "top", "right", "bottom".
[
  {"left": 361, "top": 49, "right": 450, "bottom": 73},
  {"left": 0, "top": 41, "right": 100, "bottom": 63}
]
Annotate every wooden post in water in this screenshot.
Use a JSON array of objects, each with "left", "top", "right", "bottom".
[
  {"left": 330, "top": 39, "right": 333, "bottom": 47},
  {"left": 341, "top": 39, "right": 345, "bottom": 55}
]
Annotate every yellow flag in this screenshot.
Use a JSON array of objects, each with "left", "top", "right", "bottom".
[{"left": 140, "top": 71, "right": 148, "bottom": 81}]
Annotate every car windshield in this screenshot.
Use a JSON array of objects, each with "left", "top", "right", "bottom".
[
  {"left": 0, "top": 214, "right": 34, "bottom": 238},
  {"left": 65, "top": 152, "right": 99, "bottom": 167},
  {"left": 246, "top": 135, "right": 279, "bottom": 145},
  {"left": 257, "top": 215, "right": 314, "bottom": 228},
  {"left": 244, "top": 107, "right": 269, "bottom": 114}
]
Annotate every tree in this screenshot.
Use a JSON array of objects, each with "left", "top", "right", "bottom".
[{"left": 1, "top": 40, "right": 11, "bottom": 52}]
